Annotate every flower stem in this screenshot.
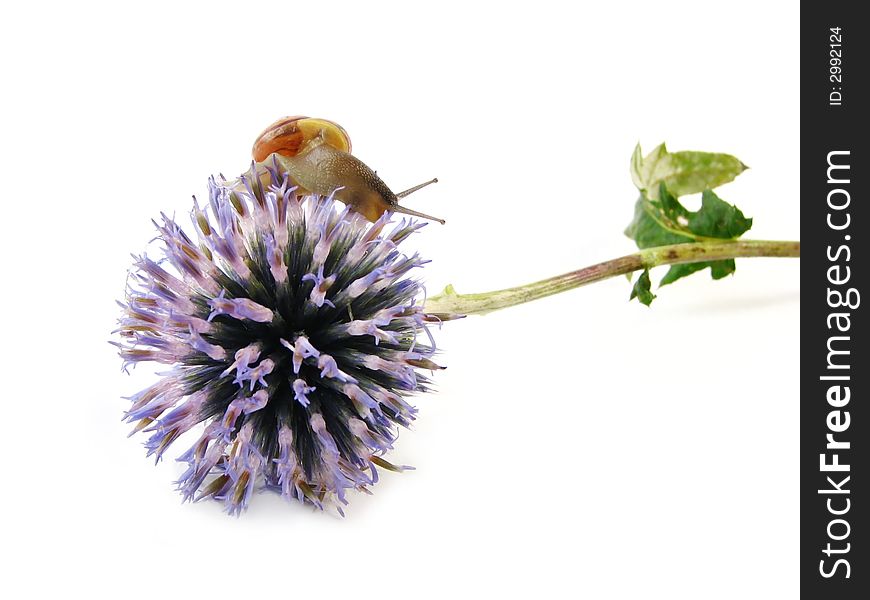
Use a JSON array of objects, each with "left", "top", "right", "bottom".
[{"left": 423, "top": 240, "right": 800, "bottom": 316}]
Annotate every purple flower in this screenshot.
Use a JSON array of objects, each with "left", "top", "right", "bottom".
[{"left": 115, "top": 162, "right": 443, "bottom": 516}]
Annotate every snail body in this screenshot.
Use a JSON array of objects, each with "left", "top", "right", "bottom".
[{"left": 252, "top": 116, "right": 444, "bottom": 224}]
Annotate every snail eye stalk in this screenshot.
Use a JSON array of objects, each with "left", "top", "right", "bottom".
[
  {"left": 390, "top": 203, "right": 446, "bottom": 225},
  {"left": 396, "top": 178, "right": 439, "bottom": 199}
]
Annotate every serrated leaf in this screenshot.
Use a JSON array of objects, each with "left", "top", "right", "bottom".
[
  {"left": 625, "top": 182, "right": 753, "bottom": 287},
  {"left": 660, "top": 259, "right": 735, "bottom": 287},
  {"left": 627, "top": 184, "right": 752, "bottom": 243},
  {"left": 624, "top": 193, "right": 693, "bottom": 249},
  {"left": 688, "top": 190, "right": 753, "bottom": 239},
  {"left": 629, "top": 269, "right": 656, "bottom": 306},
  {"left": 630, "top": 143, "right": 748, "bottom": 201}
]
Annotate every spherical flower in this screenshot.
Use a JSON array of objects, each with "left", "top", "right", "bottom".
[{"left": 115, "top": 161, "right": 443, "bottom": 516}]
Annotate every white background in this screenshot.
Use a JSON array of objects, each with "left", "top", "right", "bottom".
[{"left": 1, "top": 1, "right": 799, "bottom": 598}]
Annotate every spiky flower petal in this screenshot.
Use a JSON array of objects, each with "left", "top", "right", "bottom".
[{"left": 115, "top": 161, "right": 443, "bottom": 516}]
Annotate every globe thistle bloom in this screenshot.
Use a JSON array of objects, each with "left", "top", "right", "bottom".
[{"left": 115, "top": 161, "right": 443, "bottom": 516}]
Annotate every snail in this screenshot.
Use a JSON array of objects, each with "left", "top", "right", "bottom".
[{"left": 252, "top": 116, "right": 445, "bottom": 224}]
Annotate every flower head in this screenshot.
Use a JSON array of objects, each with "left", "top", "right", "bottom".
[{"left": 115, "top": 162, "right": 443, "bottom": 516}]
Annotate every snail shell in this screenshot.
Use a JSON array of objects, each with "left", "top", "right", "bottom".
[{"left": 252, "top": 116, "right": 351, "bottom": 163}]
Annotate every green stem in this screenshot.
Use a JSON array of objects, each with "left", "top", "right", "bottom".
[{"left": 423, "top": 240, "right": 800, "bottom": 317}]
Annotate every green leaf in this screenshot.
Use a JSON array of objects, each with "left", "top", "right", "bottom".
[
  {"left": 630, "top": 269, "right": 656, "bottom": 306},
  {"left": 625, "top": 168, "right": 754, "bottom": 289},
  {"left": 630, "top": 143, "right": 748, "bottom": 201},
  {"left": 626, "top": 185, "right": 752, "bottom": 245},
  {"left": 626, "top": 143, "right": 754, "bottom": 296},
  {"left": 624, "top": 193, "right": 692, "bottom": 249},
  {"left": 688, "top": 190, "right": 753, "bottom": 239},
  {"left": 660, "top": 259, "right": 735, "bottom": 287}
]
